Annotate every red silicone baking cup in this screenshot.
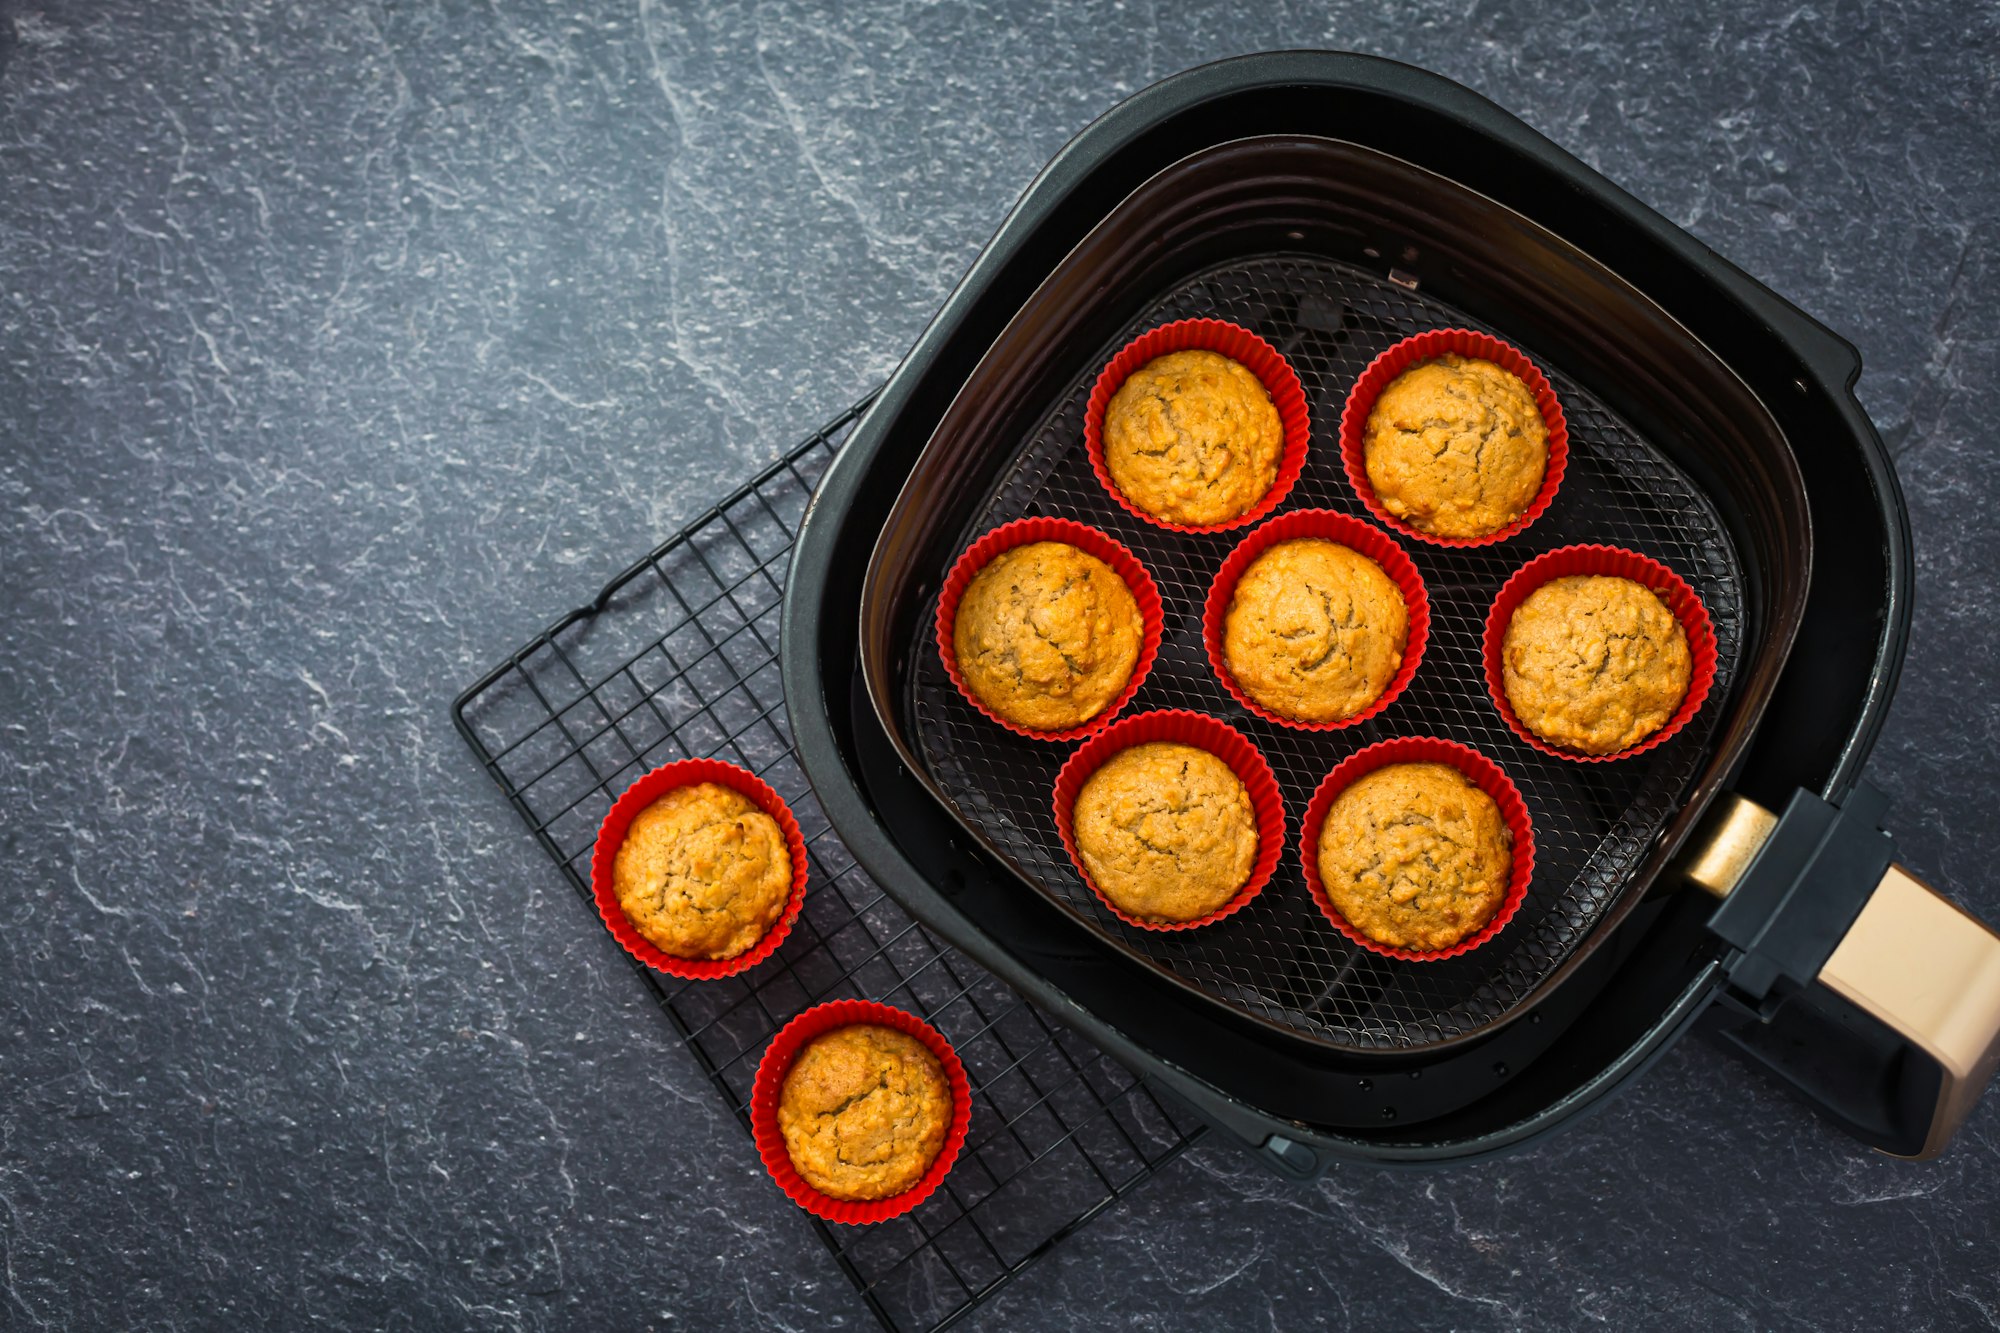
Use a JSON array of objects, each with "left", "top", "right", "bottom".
[
  {"left": 1337, "top": 328, "right": 1569, "bottom": 547},
  {"left": 750, "top": 1000, "right": 973, "bottom": 1225},
  {"left": 1051, "top": 709, "right": 1286, "bottom": 932},
  {"left": 1083, "top": 318, "right": 1312, "bottom": 532},
  {"left": 1299, "top": 736, "right": 1535, "bottom": 962},
  {"left": 1481, "top": 544, "right": 1718, "bottom": 763},
  {"left": 1201, "top": 508, "right": 1431, "bottom": 731},
  {"left": 589, "top": 759, "right": 810, "bottom": 981},
  {"left": 935, "top": 516, "right": 1164, "bottom": 743}
]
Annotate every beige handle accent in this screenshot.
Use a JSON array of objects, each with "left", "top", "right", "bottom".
[
  {"left": 1819, "top": 864, "right": 2000, "bottom": 1158},
  {"left": 1684, "top": 794, "right": 1778, "bottom": 900}
]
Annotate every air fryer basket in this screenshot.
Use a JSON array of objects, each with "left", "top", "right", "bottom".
[
  {"left": 864, "top": 136, "right": 1807, "bottom": 1055},
  {"left": 787, "top": 54, "right": 1998, "bottom": 1164}
]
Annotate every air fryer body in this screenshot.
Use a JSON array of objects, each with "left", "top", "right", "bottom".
[{"left": 781, "top": 52, "right": 1910, "bottom": 1169}]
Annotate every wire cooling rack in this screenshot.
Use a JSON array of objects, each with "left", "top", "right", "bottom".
[{"left": 452, "top": 397, "right": 1204, "bottom": 1333}]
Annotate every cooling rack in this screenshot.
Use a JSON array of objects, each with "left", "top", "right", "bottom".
[{"left": 452, "top": 397, "right": 1204, "bottom": 1333}]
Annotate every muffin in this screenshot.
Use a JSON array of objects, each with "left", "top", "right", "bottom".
[
  {"left": 611, "top": 781, "right": 792, "bottom": 960},
  {"left": 1362, "top": 354, "right": 1548, "bottom": 539},
  {"left": 1501, "top": 574, "right": 1693, "bottom": 755},
  {"left": 1072, "top": 741, "right": 1258, "bottom": 922},
  {"left": 778, "top": 1024, "right": 953, "bottom": 1202},
  {"left": 1316, "top": 762, "right": 1512, "bottom": 952},
  {"left": 1102, "top": 350, "right": 1283, "bottom": 526},
  {"left": 1223, "top": 538, "right": 1408, "bottom": 723},
  {"left": 953, "top": 540, "right": 1142, "bottom": 731}
]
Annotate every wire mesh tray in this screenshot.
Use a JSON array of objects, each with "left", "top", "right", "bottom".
[
  {"left": 907, "top": 253, "right": 1747, "bottom": 1052},
  {"left": 453, "top": 400, "right": 1202, "bottom": 1333}
]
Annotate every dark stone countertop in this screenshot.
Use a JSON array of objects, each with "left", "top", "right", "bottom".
[{"left": 2, "top": 2, "right": 1996, "bottom": 1328}]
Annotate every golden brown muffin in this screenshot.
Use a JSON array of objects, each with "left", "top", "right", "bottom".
[
  {"left": 612, "top": 781, "right": 791, "bottom": 960},
  {"left": 1316, "top": 762, "right": 1512, "bottom": 952},
  {"left": 1223, "top": 538, "right": 1409, "bottom": 723},
  {"left": 1072, "top": 741, "right": 1258, "bottom": 923},
  {"left": 953, "top": 540, "right": 1142, "bottom": 731},
  {"left": 1362, "top": 354, "right": 1549, "bottom": 539},
  {"left": 1102, "top": 349, "right": 1284, "bottom": 526},
  {"left": 778, "top": 1024, "right": 953, "bottom": 1202},
  {"left": 1501, "top": 574, "right": 1693, "bottom": 755}
]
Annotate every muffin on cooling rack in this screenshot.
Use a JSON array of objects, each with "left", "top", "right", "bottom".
[
  {"left": 1102, "top": 350, "right": 1283, "bottom": 526},
  {"left": 611, "top": 781, "right": 792, "bottom": 960},
  {"left": 1223, "top": 537, "right": 1408, "bottom": 724},
  {"left": 952, "top": 539, "right": 1142, "bottom": 732},
  {"left": 1316, "top": 761, "right": 1512, "bottom": 952},
  {"left": 778, "top": 1024, "right": 954, "bottom": 1202},
  {"left": 1071, "top": 741, "right": 1258, "bottom": 923},
  {"left": 1362, "top": 354, "right": 1548, "bottom": 539},
  {"left": 1500, "top": 573, "right": 1693, "bottom": 755}
]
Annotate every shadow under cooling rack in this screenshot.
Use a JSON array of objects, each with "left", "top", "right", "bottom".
[{"left": 452, "top": 397, "right": 1204, "bottom": 1333}]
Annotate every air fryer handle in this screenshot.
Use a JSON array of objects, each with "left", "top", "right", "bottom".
[
  {"left": 1814, "top": 864, "right": 2000, "bottom": 1155},
  {"left": 1692, "top": 788, "right": 2000, "bottom": 1157}
]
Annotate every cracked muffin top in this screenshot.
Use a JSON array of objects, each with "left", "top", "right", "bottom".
[
  {"left": 1316, "top": 761, "right": 1512, "bottom": 952},
  {"left": 1362, "top": 354, "right": 1548, "bottom": 539},
  {"left": 1071, "top": 741, "right": 1258, "bottom": 923},
  {"left": 1222, "top": 537, "right": 1408, "bottom": 723},
  {"left": 777, "top": 1024, "right": 953, "bottom": 1202},
  {"left": 952, "top": 539, "right": 1142, "bottom": 732},
  {"left": 612, "top": 781, "right": 791, "bottom": 960},
  {"left": 1501, "top": 573, "right": 1692, "bottom": 755},
  {"left": 1102, "top": 349, "right": 1283, "bottom": 526}
]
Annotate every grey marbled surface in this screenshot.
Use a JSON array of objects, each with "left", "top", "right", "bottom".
[{"left": 2, "top": 0, "right": 1997, "bottom": 1329}]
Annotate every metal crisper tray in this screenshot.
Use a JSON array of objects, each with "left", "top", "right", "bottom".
[
  {"left": 453, "top": 402, "right": 1202, "bottom": 1333},
  {"left": 906, "top": 254, "right": 1745, "bottom": 1052}
]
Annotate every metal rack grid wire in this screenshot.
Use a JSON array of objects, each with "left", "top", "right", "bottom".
[
  {"left": 452, "top": 397, "right": 1204, "bottom": 1333},
  {"left": 908, "top": 253, "right": 1746, "bottom": 1053}
]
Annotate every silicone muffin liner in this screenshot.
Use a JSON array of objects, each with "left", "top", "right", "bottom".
[
  {"left": 750, "top": 999, "right": 974, "bottom": 1225},
  {"left": 1052, "top": 709, "right": 1286, "bottom": 932},
  {"left": 589, "top": 758, "right": 810, "bottom": 981},
  {"left": 1201, "top": 508, "right": 1431, "bottom": 731},
  {"left": 1337, "top": 327, "right": 1570, "bottom": 547},
  {"left": 934, "top": 516, "right": 1164, "bottom": 743},
  {"left": 1481, "top": 544, "right": 1719, "bottom": 763},
  {"left": 1299, "top": 736, "right": 1535, "bottom": 962},
  {"left": 1083, "top": 318, "right": 1312, "bottom": 533}
]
